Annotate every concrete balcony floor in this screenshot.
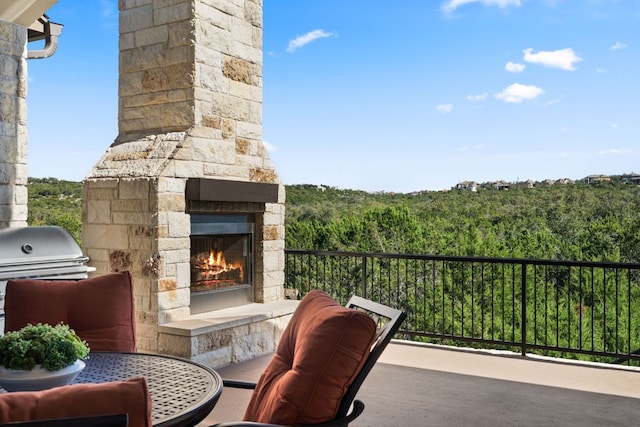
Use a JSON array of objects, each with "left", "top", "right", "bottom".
[{"left": 199, "top": 341, "right": 640, "bottom": 426}]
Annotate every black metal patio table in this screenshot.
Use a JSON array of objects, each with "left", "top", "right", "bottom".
[{"left": 72, "top": 352, "right": 223, "bottom": 427}]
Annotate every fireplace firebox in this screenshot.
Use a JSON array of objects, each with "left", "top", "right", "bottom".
[{"left": 190, "top": 214, "right": 254, "bottom": 314}]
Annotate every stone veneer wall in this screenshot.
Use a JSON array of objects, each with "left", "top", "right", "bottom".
[
  {"left": 82, "top": 0, "right": 288, "bottom": 359},
  {"left": 0, "top": 19, "right": 28, "bottom": 228}
]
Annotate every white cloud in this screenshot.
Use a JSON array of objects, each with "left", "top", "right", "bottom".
[
  {"left": 286, "top": 30, "right": 335, "bottom": 53},
  {"left": 596, "top": 67, "right": 606, "bottom": 73},
  {"left": 263, "top": 141, "right": 275, "bottom": 152},
  {"left": 494, "top": 83, "right": 544, "bottom": 103},
  {"left": 441, "top": 0, "right": 521, "bottom": 13},
  {"left": 505, "top": 61, "right": 525, "bottom": 73},
  {"left": 610, "top": 41, "right": 627, "bottom": 51},
  {"left": 523, "top": 48, "right": 582, "bottom": 71},
  {"left": 436, "top": 104, "right": 454, "bottom": 113},
  {"left": 610, "top": 123, "right": 619, "bottom": 129},
  {"left": 467, "top": 93, "right": 488, "bottom": 102}
]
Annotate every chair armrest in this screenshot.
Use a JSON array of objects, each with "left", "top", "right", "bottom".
[{"left": 222, "top": 379, "right": 257, "bottom": 390}]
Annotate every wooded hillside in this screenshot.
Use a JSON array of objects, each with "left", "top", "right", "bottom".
[{"left": 27, "top": 178, "right": 640, "bottom": 263}]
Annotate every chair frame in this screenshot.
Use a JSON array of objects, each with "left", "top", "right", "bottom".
[{"left": 214, "top": 295, "right": 406, "bottom": 427}]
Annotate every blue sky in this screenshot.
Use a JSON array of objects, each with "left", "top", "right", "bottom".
[{"left": 25, "top": 0, "right": 638, "bottom": 192}]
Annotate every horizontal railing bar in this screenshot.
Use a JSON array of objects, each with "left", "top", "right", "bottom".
[{"left": 285, "top": 249, "right": 640, "bottom": 270}]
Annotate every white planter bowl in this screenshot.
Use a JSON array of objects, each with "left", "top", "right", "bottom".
[{"left": 0, "top": 359, "right": 85, "bottom": 392}]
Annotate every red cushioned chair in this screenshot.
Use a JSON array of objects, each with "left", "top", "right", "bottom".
[
  {"left": 0, "top": 377, "right": 152, "bottom": 427},
  {"left": 211, "top": 290, "right": 406, "bottom": 427},
  {"left": 3, "top": 271, "right": 137, "bottom": 352}
]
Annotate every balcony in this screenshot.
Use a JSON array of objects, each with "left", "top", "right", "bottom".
[
  {"left": 199, "top": 250, "right": 640, "bottom": 425},
  {"left": 201, "top": 340, "right": 640, "bottom": 425}
]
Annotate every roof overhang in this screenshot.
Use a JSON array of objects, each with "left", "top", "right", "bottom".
[{"left": 0, "top": 0, "right": 58, "bottom": 27}]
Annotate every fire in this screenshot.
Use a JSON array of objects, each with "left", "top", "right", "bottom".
[
  {"left": 190, "top": 238, "right": 247, "bottom": 292},
  {"left": 193, "top": 249, "right": 242, "bottom": 280},
  {"left": 208, "top": 250, "right": 226, "bottom": 270}
]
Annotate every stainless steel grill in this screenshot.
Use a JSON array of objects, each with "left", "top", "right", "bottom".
[{"left": 0, "top": 226, "right": 95, "bottom": 329}]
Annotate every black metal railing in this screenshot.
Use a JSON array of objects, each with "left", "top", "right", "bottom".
[{"left": 285, "top": 250, "right": 640, "bottom": 364}]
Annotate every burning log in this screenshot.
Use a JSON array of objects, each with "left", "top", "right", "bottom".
[{"left": 190, "top": 250, "right": 244, "bottom": 291}]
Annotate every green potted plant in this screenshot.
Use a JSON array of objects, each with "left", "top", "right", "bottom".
[{"left": 0, "top": 323, "right": 90, "bottom": 391}]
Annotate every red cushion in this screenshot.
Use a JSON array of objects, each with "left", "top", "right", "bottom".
[
  {"left": 4, "top": 272, "right": 136, "bottom": 352},
  {"left": 243, "top": 290, "right": 377, "bottom": 425},
  {"left": 0, "top": 377, "right": 152, "bottom": 427}
]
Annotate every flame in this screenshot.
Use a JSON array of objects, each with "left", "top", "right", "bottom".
[
  {"left": 208, "top": 250, "right": 226, "bottom": 269},
  {"left": 200, "top": 250, "right": 239, "bottom": 276},
  {"left": 193, "top": 248, "right": 243, "bottom": 285}
]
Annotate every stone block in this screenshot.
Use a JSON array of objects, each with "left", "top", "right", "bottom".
[
  {"left": 158, "top": 333, "right": 195, "bottom": 358},
  {"left": 120, "top": 5, "right": 154, "bottom": 34},
  {"left": 84, "top": 200, "right": 111, "bottom": 224},
  {"left": 135, "top": 24, "right": 169, "bottom": 47},
  {"left": 198, "top": 0, "right": 233, "bottom": 24},
  {"left": 82, "top": 224, "right": 130, "bottom": 249},
  {"left": 155, "top": 1, "right": 192, "bottom": 26},
  {"left": 236, "top": 121, "right": 261, "bottom": 139},
  {"left": 158, "top": 286, "right": 190, "bottom": 310},
  {"left": 158, "top": 192, "right": 186, "bottom": 212},
  {"left": 158, "top": 306, "right": 191, "bottom": 323},
  {"left": 211, "top": 93, "right": 249, "bottom": 121},
  {"left": 157, "top": 236, "right": 190, "bottom": 251},
  {"left": 230, "top": 16, "right": 254, "bottom": 48},
  {"left": 192, "top": 347, "right": 232, "bottom": 370},
  {"left": 161, "top": 249, "right": 190, "bottom": 265},
  {"left": 113, "top": 211, "right": 153, "bottom": 225},
  {"left": 231, "top": 330, "right": 273, "bottom": 363},
  {"left": 112, "top": 198, "right": 144, "bottom": 212},
  {"left": 158, "top": 177, "right": 185, "bottom": 193},
  {"left": 119, "top": 178, "right": 152, "bottom": 199},
  {"left": 176, "top": 262, "right": 191, "bottom": 287},
  {"left": 196, "top": 329, "right": 234, "bottom": 354},
  {"left": 173, "top": 160, "right": 205, "bottom": 178}
]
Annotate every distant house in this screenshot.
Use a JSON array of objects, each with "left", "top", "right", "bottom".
[
  {"left": 455, "top": 181, "right": 478, "bottom": 192},
  {"left": 621, "top": 173, "right": 640, "bottom": 185},
  {"left": 523, "top": 180, "right": 535, "bottom": 189},
  {"left": 556, "top": 178, "right": 574, "bottom": 185},
  {"left": 583, "top": 174, "right": 611, "bottom": 184},
  {"left": 493, "top": 180, "right": 510, "bottom": 190}
]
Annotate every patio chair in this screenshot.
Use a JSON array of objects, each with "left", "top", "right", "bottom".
[
  {"left": 0, "top": 377, "right": 151, "bottom": 427},
  {"left": 211, "top": 290, "right": 406, "bottom": 427},
  {"left": 3, "top": 271, "right": 137, "bottom": 352}
]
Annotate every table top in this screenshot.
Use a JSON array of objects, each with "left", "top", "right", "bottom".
[{"left": 72, "top": 352, "right": 223, "bottom": 427}]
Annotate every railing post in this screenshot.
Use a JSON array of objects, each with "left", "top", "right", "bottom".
[
  {"left": 362, "top": 254, "right": 367, "bottom": 299},
  {"left": 521, "top": 261, "right": 527, "bottom": 357}
]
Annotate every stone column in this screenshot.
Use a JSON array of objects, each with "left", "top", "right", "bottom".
[
  {"left": 84, "top": 0, "right": 285, "bottom": 355},
  {"left": 0, "top": 19, "right": 28, "bottom": 228}
]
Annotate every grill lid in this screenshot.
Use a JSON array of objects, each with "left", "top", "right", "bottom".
[{"left": 0, "top": 226, "right": 90, "bottom": 276}]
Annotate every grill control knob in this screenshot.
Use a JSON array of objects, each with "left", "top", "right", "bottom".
[{"left": 21, "top": 243, "right": 33, "bottom": 254}]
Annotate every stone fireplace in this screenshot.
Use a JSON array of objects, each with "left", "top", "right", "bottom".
[{"left": 81, "top": 0, "right": 296, "bottom": 368}]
